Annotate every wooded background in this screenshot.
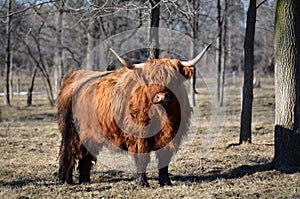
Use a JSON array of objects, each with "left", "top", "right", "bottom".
[{"left": 0, "top": 0, "right": 274, "bottom": 106}]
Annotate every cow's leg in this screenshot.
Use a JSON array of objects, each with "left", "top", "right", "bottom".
[
  {"left": 156, "top": 149, "right": 173, "bottom": 186},
  {"left": 78, "top": 147, "right": 96, "bottom": 184},
  {"left": 132, "top": 153, "right": 150, "bottom": 187}
]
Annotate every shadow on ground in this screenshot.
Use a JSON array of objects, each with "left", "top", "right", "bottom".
[
  {"left": 4, "top": 162, "right": 300, "bottom": 189},
  {"left": 171, "top": 162, "right": 274, "bottom": 183},
  {"left": 0, "top": 178, "right": 54, "bottom": 188}
]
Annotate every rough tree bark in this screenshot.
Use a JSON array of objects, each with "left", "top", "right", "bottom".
[
  {"left": 147, "top": 0, "right": 160, "bottom": 60},
  {"left": 240, "top": 0, "right": 256, "bottom": 144},
  {"left": 273, "top": 0, "right": 300, "bottom": 169}
]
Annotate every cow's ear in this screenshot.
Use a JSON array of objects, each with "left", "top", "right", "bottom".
[
  {"left": 179, "top": 43, "right": 212, "bottom": 78},
  {"left": 182, "top": 66, "right": 194, "bottom": 79}
]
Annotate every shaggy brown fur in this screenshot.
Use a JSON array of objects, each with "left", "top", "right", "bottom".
[{"left": 57, "top": 58, "right": 193, "bottom": 186}]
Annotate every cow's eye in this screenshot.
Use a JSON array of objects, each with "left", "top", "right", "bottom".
[{"left": 152, "top": 91, "right": 172, "bottom": 105}]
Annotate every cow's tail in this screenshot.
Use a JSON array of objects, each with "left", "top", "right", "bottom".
[{"left": 56, "top": 74, "right": 84, "bottom": 184}]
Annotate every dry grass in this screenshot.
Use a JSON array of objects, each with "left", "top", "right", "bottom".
[{"left": 1, "top": 76, "right": 300, "bottom": 198}]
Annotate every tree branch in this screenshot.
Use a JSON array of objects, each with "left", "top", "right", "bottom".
[
  {"left": 256, "top": 0, "right": 268, "bottom": 9},
  {"left": 62, "top": 46, "right": 81, "bottom": 69},
  {"left": 0, "top": 0, "right": 57, "bottom": 19}
]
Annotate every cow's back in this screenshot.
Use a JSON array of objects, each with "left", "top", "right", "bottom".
[
  {"left": 57, "top": 70, "right": 112, "bottom": 123},
  {"left": 57, "top": 70, "right": 113, "bottom": 155}
]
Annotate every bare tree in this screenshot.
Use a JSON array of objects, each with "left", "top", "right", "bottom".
[
  {"left": 54, "top": 0, "right": 65, "bottom": 96},
  {"left": 240, "top": 0, "right": 257, "bottom": 144},
  {"left": 187, "top": 0, "right": 200, "bottom": 107},
  {"left": 215, "top": 0, "right": 222, "bottom": 106},
  {"left": 255, "top": 0, "right": 274, "bottom": 75},
  {"left": 86, "top": 15, "right": 100, "bottom": 70},
  {"left": 0, "top": 0, "right": 269, "bottom": 109},
  {"left": 273, "top": 0, "right": 300, "bottom": 169},
  {"left": 22, "top": 11, "right": 55, "bottom": 106},
  {"left": 4, "top": 0, "right": 12, "bottom": 106},
  {"left": 27, "top": 67, "right": 37, "bottom": 106},
  {"left": 226, "top": 0, "right": 246, "bottom": 73},
  {"left": 219, "top": 0, "right": 228, "bottom": 107},
  {"left": 147, "top": 0, "right": 160, "bottom": 60}
]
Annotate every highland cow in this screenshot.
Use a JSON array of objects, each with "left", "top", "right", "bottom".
[{"left": 57, "top": 44, "right": 211, "bottom": 186}]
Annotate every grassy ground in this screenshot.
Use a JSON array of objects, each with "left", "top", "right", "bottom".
[{"left": 0, "top": 77, "right": 300, "bottom": 198}]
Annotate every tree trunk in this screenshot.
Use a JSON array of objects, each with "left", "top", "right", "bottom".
[
  {"left": 87, "top": 17, "right": 96, "bottom": 70},
  {"left": 228, "top": 15, "right": 233, "bottom": 76},
  {"left": 274, "top": 0, "right": 300, "bottom": 169},
  {"left": 220, "top": 0, "right": 228, "bottom": 106},
  {"left": 9, "top": 52, "right": 13, "bottom": 100},
  {"left": 216, "top": 0, "right": 222, "bottom": 106},
  {"left": 240, "top": 0, "right": 256, "bottom": 144},
  {"left": 27, "top": 67, "right": 37, "bottom": 106},
  {"left": 189, "top": 0, "right": 199, "bottom": 107},
  {"left": 54, "top": 1, "right": 64, "bottom": 97},
  {"left": 23, "top": 43, "right": 54, "bottom": 106},
  {"left": 147, "top": 0, "right": 160, "bottom": 60},
  {"left": 43, "top": 75, "right": 55, "bottom": 107},
  {"left": 87, "top": 13, "right": 100, "bottom": 70},
  {"left": 4, "top": 0, "right": 12, "bottom": 106}
]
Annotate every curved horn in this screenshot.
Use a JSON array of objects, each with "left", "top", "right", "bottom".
[
  {"left": 181, "top": 42, "right": 212, "bottom": 67},
  {"left": 109, "top": 48, "right": 134, "bottom": 69}
]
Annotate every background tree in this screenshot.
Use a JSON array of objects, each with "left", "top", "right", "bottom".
[
  {"left": 27, "top": 67, "right": 37, "bottom": 106},
  {"left": 53, "top": 0, "right": 65, "bottom": 96},
  {"left": 255, "top": 0, "right": 274, "bottom": 75},
  {"left": 216, "top": 0, "right": 223, "bottom": 106},
  {"left": 147, "top": 0, "right": 160, "bottom": 60},
  {"left": 273, "top": 0, "right": 300, "bottom": 169},
  {"left": 239, "top": 0, "right": 257, "bottom": 144},
  {"left": 4, "top": 0, "right": 12, "bottom": 106},
  {"left": 86, "top": 11, "right": 100, "bottom": 70},
  {"left": 227, "top": 0, "right": 246, "bottom": 73},
  {"left": 0, "top": 0, "right": 274, "bottom": 107},
  {"left": 215, "top": 0, "right": 231, "bottom": 107},
  {"left": 219, "top": 0, "right": 228, "bottom": 107},
  {"left": 188, "top": 0, "right": 200, "bottom": 107},
  {"left": 21, "top": 5, "right": 56, "bottom": 106}
]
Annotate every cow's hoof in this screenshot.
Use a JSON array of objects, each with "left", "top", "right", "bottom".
[
  {"left": 159, "top": 178, "right": 172, "bottom": 187},
  {"left": 65, "top": 177, "right": 74, "bottom": 185},
  {"left": 136, "top": 177, "right": 149, "bottom": 187},
  {"left": 56, "top": 177, "right": 65, "bottom": 184},
  {"left": 56, "top": 178, "right": 74, "bottom": 185},
  {"left": 56, "top": 174, "right": 65, "bottom": 184},
  {"left": 79, "top": 178, "right": 91, "bottom": 184},
  {"left": 65, "top": 181, "right": 74, "bottom": 185}
]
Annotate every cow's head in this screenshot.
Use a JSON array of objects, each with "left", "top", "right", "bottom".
[{"left": 110, "top": 44, "right": 211, "bottom": 129}]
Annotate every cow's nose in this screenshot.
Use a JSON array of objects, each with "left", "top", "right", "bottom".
[{"left": 152, "top": 91, "right": 172, "bottom": 104}]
